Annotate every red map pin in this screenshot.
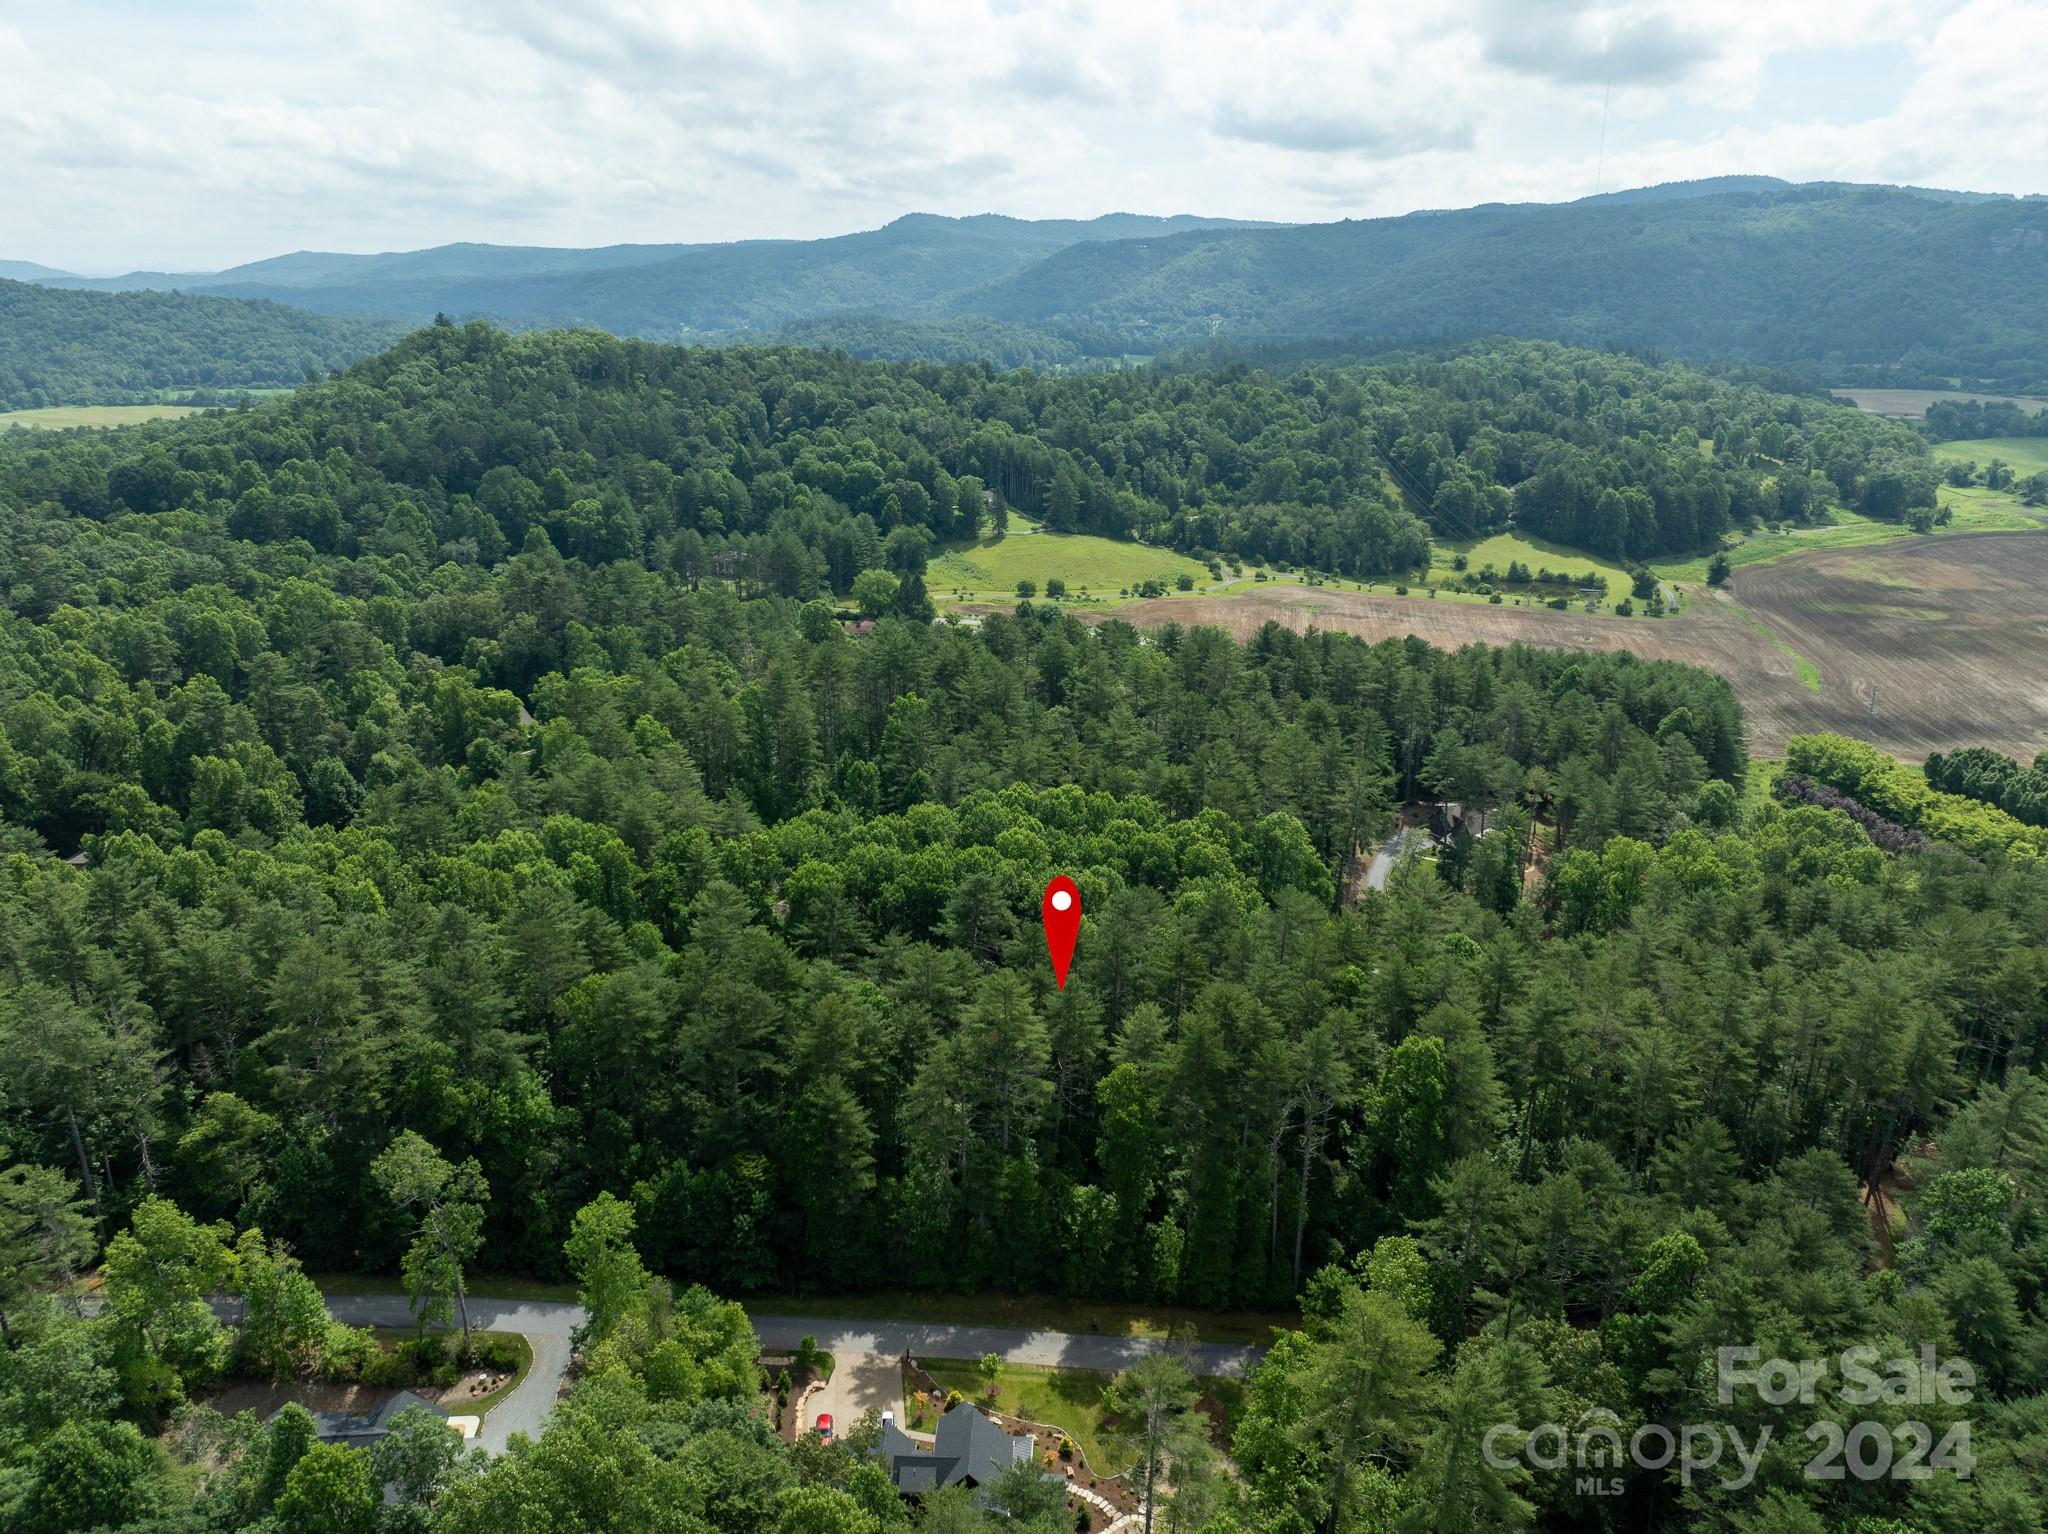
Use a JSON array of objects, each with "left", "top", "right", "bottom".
[{"left": 1042, "top": 876, "right": 1082, "bottom": 989}]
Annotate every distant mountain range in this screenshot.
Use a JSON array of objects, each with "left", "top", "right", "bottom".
[
  {"left": 9, "top": 179, "right": 2048, "bottom": 405},
  {"left": 29, "top": 214, "right": 1278, "bottom": 337}
]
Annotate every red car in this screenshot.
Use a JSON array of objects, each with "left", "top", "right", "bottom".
[{"left": 814, "top": 1413, "right": 833, "bottom": 1443}]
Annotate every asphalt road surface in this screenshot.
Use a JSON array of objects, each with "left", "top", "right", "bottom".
[
  {"left": 282, "top": 1298, "right": 1269, "bottom": 1453},
  {"left": 211, "top": 1294, "right": 1261, "bottom": 1450},
  {"left": 1364, "top": 824, "right": 1418, "bottom": 891},
  {"left": 752, "top": 1314, "right": 1265, "bottom": 1378}
]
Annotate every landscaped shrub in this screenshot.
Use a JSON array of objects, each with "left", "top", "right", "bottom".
[
  {"left": 1773, "top": 773, "right": 1931, "bottom": 854},
  {"left": 361, "top": 1350, "right": 412, "bottom": 1389},
  {"left": 319, "top": 1324, "right": 380, "bottom": 1381},
  {"left": 1786, "top": 733, "right": 2048, "bottom": 859},
  {"left": 459, "top": 1335, "right": 521, "bottom": 1373}
]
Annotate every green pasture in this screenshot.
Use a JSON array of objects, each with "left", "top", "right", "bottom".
[
  {"left": 1931, "top": 438, "right": 2048, "bottom": 478},
  {"left": 0, "top": 403, "right": 208, "bottom": 429},
  {"left": 1428, "top": 529, "right": 1635, "bottom": 598},
  {"left": 928, "top": 516, "right": 1213, "bottom": 602}
]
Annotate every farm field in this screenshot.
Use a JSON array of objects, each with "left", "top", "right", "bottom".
[
  {"left": 1832, "top": 388, "right": 2048, "bottom": 419},
  {"left": 1931, "top": 437, "right": 2048, "bottom": 477},
  {"left": 0, "top": 403, "right": 208, "bottom": 429},
  {"left": 1649, "top": 492, "right": 2043, "bottom": 583},
  {"left": 927, "top": 516, "right": 1213, "bottom": 601},
  {"left": 1094, "top": 531, "right": 2048, "bottom": 761}
]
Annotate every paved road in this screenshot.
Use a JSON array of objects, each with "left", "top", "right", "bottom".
[
  {"left": 231, "top": 1295, "right": 579, "bottom": 1454},
  {"left": 761, "top": 1314, "right": 1268, "bottom": 1444},
  {"left": 1364, "top": 824, "right": 1418, "bottom": 891},
  {"left": 325, "top": 1298, "right": 576, "bottom": 1453},
  {"left": 228, "top": 1297, "right": 1269, "bottom": 1454},
  {"left": 751, "top": 1315, "right": 1265, "bottom": 1379}
]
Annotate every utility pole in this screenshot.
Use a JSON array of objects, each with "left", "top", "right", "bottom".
[{"left": 1865, "top": 687, "right": 1879, "bottom": 730}]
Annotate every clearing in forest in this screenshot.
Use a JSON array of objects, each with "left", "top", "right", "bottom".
[
  {"left": 928, "top": 517, "right": 1214, "bottom": 602},
  {"left": 1931, "top": 437, "right": 2048, "bottom": 478},
  {"left": 0, "top": 403, "right": 208, "bottom": 429},
  {"left": 1428, "top": 529, "right": 1635, "bottom": 597},
  {"left": 1832, "top": 389, "right": 2048, "bottom": 419},
  {"left": 1090, "top": 531, "right": 2048, "bottom": 763}
]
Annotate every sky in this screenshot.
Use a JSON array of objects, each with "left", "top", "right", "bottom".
[{"left": 3, "top": 0, "right": 2044, "bottom": 274}]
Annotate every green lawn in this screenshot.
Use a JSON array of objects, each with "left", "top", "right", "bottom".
[
  {"left": 359, "top": 1326, "right": 533, "bottom": 1421},
  {"left": 929, "top": 517, "right": 1213, "bottom": 603},
  {"left": 920, "top": 1358, "right": 1247, "bottom": 1475},
  {"left": 1431, "top": 528, "right": 1635, "bottom": 598},
  {"left": 1938, "top": 484, "right": 2046, "bottom": 530},
  {"left": 1931, "top": 437, "right": 2048, "bottom": 478},
  {"left": 922, "top": 1359, "right": 1132, "bottom": 1474},
  {"left": 0, "top": 403, "right": 208, "bottom": 429}
]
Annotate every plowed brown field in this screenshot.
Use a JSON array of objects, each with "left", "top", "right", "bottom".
[{"left": 1083, "top": 532, "right": 2048, "bottom": 761}]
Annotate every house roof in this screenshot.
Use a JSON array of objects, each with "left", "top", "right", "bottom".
[
  {"left": 876, "top": 1402, "right": 1032, "bottom": 1495},
  {"left": 295, "top": 1390, "right": 447, "bottom": 1449}
]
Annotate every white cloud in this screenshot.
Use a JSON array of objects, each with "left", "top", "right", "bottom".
[{"left": 0, "top": 0, "right": 2034, "bottom": 274}]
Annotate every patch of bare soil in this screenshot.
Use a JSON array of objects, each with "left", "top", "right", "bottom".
[{"left": 1732, "top": 532, "right": 2048, "bottom": 761}]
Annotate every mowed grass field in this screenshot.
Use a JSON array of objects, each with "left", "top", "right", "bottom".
[
  {"left": 1429, "top": 529, "right": 1634, "bottom": 596},
  {"left": 0, "top": 403, "right": 208, "bottom": 429},
  {"left": 929, "top": 516, "right": 1213, "bottom": 602},
  {"left": 1649, "top": 515, "right": 1906, "bottom": 583},
  {"left": 1932, "top": 438, "right": 2048, "bottom": 477}
]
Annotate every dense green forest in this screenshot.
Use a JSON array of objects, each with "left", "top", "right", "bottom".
[
  {"left": 0, "top": 321, "right": 1932, "bottom": 581},
  {"left": 953, "top": 184, "right": 2048, "bottom": 388},
  {"left": 1919, "top": 397, "right": 2048, "bottom": 441},
  {"left": 0, "top": 282, "right": 404, "bottom": 411},
  {"left": 0, "top": 326, "right": 2045, "bottom": 1531},
  {"left": 1924, "top": 746, "right": 2048, "bottom": 828}
]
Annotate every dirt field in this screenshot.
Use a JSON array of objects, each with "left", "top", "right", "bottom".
[
  {"left": 1732, "top": 533, "right": 2048, "bottom": 760},
  {"left": 1832, "top": 388, "right": 2048, "bottom": 420},
  {"left": 1089, "top": 532, "right": 2048, "bottom": 761}
]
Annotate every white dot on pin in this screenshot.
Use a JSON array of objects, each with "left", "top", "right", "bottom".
[{"left": 1051, "top": 890, "right": 1072, "bottom": 911}]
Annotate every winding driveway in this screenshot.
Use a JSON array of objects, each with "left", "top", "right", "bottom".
[
  {"left": 1363, "top": 824, "right": 1418, "bottom": 892},
  {"left": 282, "top": 1297, "right": 1268, "bottom": 1454}
]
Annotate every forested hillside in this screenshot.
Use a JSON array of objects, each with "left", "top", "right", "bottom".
[
  {"left": 24, "top": 184, "right": 2048, "bottom": 391},
  {"left": 1, "top": 326, "right": 2045, "bottom": 1531},
  {"left": 0, "top": 322, "right": 1933, "bottom": 580},
  {"left": 37, "top": 214, "right": 1274, "bottom": 340},
  {"left": 958, "top": 183, "right": 2048, "bottom": 387},
  {"left": 0, "top": 280, "right": 405, "bottom": 410}
]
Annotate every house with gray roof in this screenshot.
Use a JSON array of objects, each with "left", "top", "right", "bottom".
[
  {"left": 875, "top": 1401, "right": 1035, "bottom": 1498},
  {"left": 289, "top": 1390, "right": 448, "bottom": 1450}
]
